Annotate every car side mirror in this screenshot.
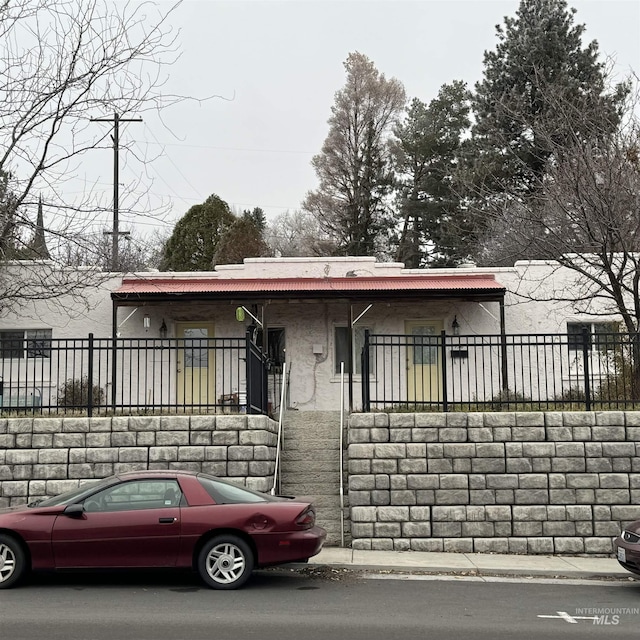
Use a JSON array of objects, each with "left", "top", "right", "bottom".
[{"left": 63, "top": 503, "right": 85, "bottom": 518}]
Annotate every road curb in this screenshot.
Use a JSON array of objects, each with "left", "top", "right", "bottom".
[{"left": 287, "top": 561, "right": 633, "bottom": 582}]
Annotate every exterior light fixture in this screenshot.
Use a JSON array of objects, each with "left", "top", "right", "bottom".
[
  {"left": 143, "top": 314, "right": 150, "bottom": 330},
  {"left": 159, "top": 319, "right": 168, "bottom": 339},
  {"left": 452, "top": 315, "right": 460, "bottom": 336}
]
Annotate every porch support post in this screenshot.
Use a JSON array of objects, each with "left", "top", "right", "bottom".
[
  {"left": 348, "top": 303, "right": 353, "bottom": 412},
  {"left": 499, "top": 297, "right": 508, "bottom": 394}
]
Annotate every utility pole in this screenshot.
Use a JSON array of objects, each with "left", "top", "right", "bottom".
[{"left": 91, "top": 112, "right": 142, "bottom": 270}]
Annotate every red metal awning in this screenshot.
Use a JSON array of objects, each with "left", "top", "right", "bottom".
[{"left": 112, "top": 273, "right": 505, "bottom": 303}]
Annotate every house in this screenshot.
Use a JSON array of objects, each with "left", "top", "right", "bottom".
[{"left": 0, "top": 256, "right": 627, "bottom": 414}]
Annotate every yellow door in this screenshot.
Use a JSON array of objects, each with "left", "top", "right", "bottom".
[
  {"left": 406, "top": 321, "right": 443, "bottom": 404},
  {"left": 176, "top": 322, "right": 215, "bottom": 406}
]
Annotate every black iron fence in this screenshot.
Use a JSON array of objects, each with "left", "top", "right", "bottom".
[
  {"left": 0, "top": 331, "right": 282, "bottom": 417},
  {"left": 361, "top": 329, "right": 640, "bottom": 412}
]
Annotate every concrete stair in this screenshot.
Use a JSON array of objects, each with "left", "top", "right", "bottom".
[{"left": 279, "top": 410, "right": 349, "bottom": 546}]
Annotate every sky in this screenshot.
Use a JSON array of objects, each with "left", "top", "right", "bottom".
[{"left": 78, "top": 0, "right": 640, "bottom": 241}]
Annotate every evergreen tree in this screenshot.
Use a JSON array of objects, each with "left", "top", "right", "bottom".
[
  {"left": 241, "top": 207, "right": 267, "bottom": 232},
  {"left": 214, "top": 214, "right": 271, "bottom": 266},
  {"left": 466, "top": 0, "right": 628, "bottom": 262},
  {"left": 393, "top": 82, "right": 472, "bottom": 267},
  {"left": 160, "top": 194, "right": 235, "bottom": 271}
]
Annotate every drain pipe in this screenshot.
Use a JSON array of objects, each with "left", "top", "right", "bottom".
[
  {"left": 270, "top": 362, "right": 288, "bottom": 496},
  {"left": 339, "top": 361, "right": 345, "bottom": 547}
]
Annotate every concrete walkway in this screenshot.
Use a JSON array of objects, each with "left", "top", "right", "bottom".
[{"left": 308, "top": 547, "right": 632, "bottom": 580}]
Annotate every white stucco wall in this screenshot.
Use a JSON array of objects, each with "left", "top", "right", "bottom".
[{"left": 0, "top": 257, "right": 627, "bottom": 412}]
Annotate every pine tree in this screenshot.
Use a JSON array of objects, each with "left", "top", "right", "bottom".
[
  {"left": 466, "top": 0, "right": 628, "bottom": 262},
  {"left": 393, "top": 82, "right": 472, "bottom": 267}
]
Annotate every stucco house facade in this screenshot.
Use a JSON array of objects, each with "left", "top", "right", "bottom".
[{"left": 0, "top": 256, "right": 626, "bottom": 415}]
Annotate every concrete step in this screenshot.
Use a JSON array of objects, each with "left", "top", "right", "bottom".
[
  {"left": 279, "top": 410, "right": 345, "bottom": 540},
  {"left": 281, "top": 460, "right": 341, "bottom": 474},
  {"left": 281, "top": 468, "right": 341, "bottom": 479},
  {"left": 281, "top": 480, "right": 341, "bottom": 492},
  {"left": 281, "top": 438, "right": 340, "bottom": 451},
  {"left": 283, "top": 411, "right": 341, "bottom": 420},
  {"left": 281, "top": 450, "right": 341, "bottom": 461}
]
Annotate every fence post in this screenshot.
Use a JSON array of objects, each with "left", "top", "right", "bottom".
[
  {"left": 440, "top": 330, "right": 448, "bottom": 412},
  {"left": 362, "top": 330, "right": 370, "bottom": 412},
  {"left": 245, "top": 328, "right": 252, "bottom": 414},
  {"left": 87, "top": 333, "right": 94, "bottom": 418},
  {"left": 582, "top": 326, "right": 591, "bottom": 411}
]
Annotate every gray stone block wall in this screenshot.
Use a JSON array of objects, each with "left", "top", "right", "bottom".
[
  {"left": 0, "top": 415, "right": 277, "bottom": 506},
  {"left": 348, "top": 411, "right": 640, "bottom": 554}
]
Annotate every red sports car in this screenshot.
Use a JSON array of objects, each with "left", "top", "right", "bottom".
[{"left": 0, "top": 470, "right": 326, "bottom": 589}]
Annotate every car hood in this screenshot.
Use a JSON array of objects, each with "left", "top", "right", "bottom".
[
  {"left": 0, "top": 504, "right": 31, "bottom": 516},
  {"left": 0, "top": 503, "right": 65, "bottom": 518}
]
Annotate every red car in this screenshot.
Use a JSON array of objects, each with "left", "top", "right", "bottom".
[{"left": 0, "top": 470, "right": 326, "bottom": 589}]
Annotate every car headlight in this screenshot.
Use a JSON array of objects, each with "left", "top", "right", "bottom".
[{"left": 622, "top": 530, "right": 640, "bottom": 544}]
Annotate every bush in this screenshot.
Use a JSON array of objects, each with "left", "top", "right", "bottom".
[{"left": 57, "top": 376, "right": 104, "bottom": 408}]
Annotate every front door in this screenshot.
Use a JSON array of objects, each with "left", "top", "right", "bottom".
[
  {"left": 176, "top": 322, "right": 215, "bottom": 406},
  {"left": 406, "top": 320, "right": 443, "bottom": 404}
]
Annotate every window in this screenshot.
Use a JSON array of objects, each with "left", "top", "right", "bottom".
[
  {"left": 411, "top": 325, "right": 439, "bottom": 365},
  {"left": 83, "top": 479, "right": 182, "bottom": 512},
  {"left": 567, "top": 322, "right": 619, "bottom": 351},
  {"left": 334, "top": 325, "right": 373, "bottom": 375},
  {"left": 255, "top": 327, "right": 286, "bottom": 372},
  {"left": 0, "top": 329, "right": 52, "bottom": 359},
  {"left": 183, "top": 328, "right": 209, "bottom": 367},
  {"left": 198, "top": 475, "right": 268, "bottom": 504}
]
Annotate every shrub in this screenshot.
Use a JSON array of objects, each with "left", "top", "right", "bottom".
[{"left": 57, "top": 376, "right": 104, "bottom": 408}]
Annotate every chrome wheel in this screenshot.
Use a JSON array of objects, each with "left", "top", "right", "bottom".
[
  {"left": 0, "top": 542, "right": 16, "bottom": 583},
  {"left": 0, "top": 535, "right": 25, "bottom": 589},
  {"left": 197, "top": 535, "right": 253, "bottom": 589}
]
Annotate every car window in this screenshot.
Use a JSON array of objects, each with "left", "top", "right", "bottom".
[
  {"left": 198, "top": 476, "right": 268, "bottom": 504},
  {"left": 84, "top": 479, "right": 182, "bottom": 512},
  {"left": 35, "top": 477, "right": 117, "bottom": 507}
]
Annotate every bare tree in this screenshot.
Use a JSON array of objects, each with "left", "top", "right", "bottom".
[
  {"left": 475, "top": 78, "right": 640, "bottom": 394},
  {"left": 265, "top": 210, "right": 336, "bottom": 257},
  {"left": 59, "top": 228, "right": 159, "bottom": 272},
  {"left": 0, "top": 0, "right": 185, "bottom": 311}
]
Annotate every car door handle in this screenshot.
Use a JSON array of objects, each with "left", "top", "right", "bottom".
[{"left": 159, "top": 517, "right": 177, "bottom": 524}]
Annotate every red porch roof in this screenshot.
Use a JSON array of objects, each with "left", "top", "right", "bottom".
[{"left": 112, "top": 273, "right": 505, "bottom": 303}]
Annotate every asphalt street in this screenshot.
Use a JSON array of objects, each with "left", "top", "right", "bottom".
[{"left": 1, "top": 568, "right": 638, "bottom": 640}]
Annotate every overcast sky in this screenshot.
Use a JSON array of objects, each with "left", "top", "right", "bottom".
[{"left": 84, "top": 0, "right": 640, "bottom": 240}]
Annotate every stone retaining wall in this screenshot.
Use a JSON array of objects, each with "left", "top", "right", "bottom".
[
  {"left": 0, "top": 415, "right": 277, "bottom": 506},
  {"left": 348, "top": 411, "right": 640, "bottom": 554}
]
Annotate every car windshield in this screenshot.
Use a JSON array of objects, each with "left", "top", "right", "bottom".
[
  {"left": 197, "top": 474, "right": 273, "bottom": 504},
  {"left": 34, "top": 477, "right": 118, "bottom": 507}
]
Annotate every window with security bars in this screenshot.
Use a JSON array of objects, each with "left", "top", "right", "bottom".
[
  {"left": 0, "top": 329, "right": 52, "bottom": 358},
  {"left": 567, "top": 322, "right": 619, "bottom": 351}
]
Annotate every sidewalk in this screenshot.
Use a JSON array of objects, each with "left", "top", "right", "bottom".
[{"left": 306, "top": 547, "right": 631, "bottom": 581}]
